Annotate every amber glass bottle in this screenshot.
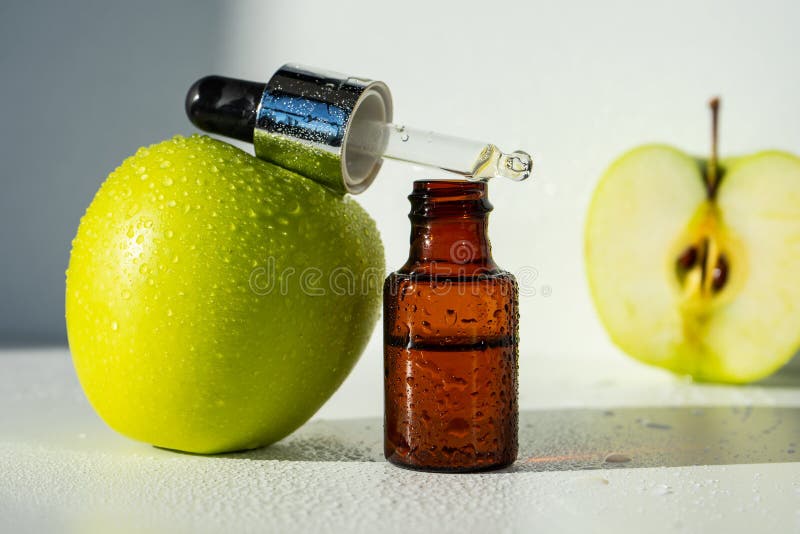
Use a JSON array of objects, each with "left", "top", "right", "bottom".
[{"left": 383, "top": 179, "right": 519, "bottom": 472}]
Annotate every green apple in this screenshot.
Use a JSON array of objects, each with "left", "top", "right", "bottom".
[
  {"left": 66, "top": 135, "right": 384, "bottom": 453},
  {"left": 586, "top": 100, "right": 800, "bottom": 383}
]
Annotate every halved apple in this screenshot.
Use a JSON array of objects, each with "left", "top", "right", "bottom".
[{"left": 585, "top": 100, "right": 800, "bottom": 383}]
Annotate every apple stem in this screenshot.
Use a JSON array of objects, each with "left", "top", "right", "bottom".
[{"left": 707, "top": 97, "right": 721, "bottom": 199}]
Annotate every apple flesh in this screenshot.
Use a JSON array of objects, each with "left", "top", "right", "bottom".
[
  {"left": 586, "top": 143, "right": 800, "bottom": 383},
  {"left": 66, "top": 135, "right": 384, "bottom": 453}
]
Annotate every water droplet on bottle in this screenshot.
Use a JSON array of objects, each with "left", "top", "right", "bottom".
[
  {"left": 401, "top": 133, "right": 410, "bottom": 142},
  {"left": 644, "top": 421, "right": 672, "bottom": 430},
  {"left": 111, "top": 321, "right": 118, "bottom": 331}
]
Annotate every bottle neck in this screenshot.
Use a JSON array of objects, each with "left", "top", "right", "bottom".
[{"left": 402, "top": 180, "right": 497, "bottom": 275}]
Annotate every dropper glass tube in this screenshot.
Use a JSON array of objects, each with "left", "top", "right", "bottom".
[{"left": 347, "top": 120, "right": 533, "bottom": 182}]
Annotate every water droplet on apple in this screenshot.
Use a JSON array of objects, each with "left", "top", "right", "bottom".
[{"left": 286, "top": 199, "right": 301, "bottom": 215}]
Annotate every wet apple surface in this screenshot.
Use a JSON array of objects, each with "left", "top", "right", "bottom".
[{"left": 66, "top": 135, "right": 385, "bottom": 454}]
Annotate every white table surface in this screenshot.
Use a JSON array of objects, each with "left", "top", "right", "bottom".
[{"left": 1, "top": 348, "right": 799, "bottom": 533}]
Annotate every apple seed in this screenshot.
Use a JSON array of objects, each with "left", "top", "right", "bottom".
[
  {"left": 711, "top": 254, "right": 729, "bottom": 292},
  {"left": 676, "top": 245, "right": 698, "bottom": 270}
]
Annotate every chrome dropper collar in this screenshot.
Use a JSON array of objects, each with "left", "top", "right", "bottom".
[
  {"left": 186, "top": 64, "right": 393, "bottom": 194},
  {"left": 254, "top": 64, "right": 393, "bottom": 194}
]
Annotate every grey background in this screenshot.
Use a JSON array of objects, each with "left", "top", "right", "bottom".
[{"left": 0, "top": 1, "right": 223, "bottom": 344}]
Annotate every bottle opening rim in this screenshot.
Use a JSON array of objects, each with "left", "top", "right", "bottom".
[{"left": 408, "top": 179, "right": 491, "bottom": 217}]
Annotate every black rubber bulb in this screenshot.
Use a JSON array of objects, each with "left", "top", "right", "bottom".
[{"left": 185, "top": 75, "right": 265, "bottom": 143}]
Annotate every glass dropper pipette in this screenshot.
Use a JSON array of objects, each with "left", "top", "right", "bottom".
[
  {"left": 348, "top": 120, "right": 532, "bottom": 182},
  {"left": 185, "top": 68, "right": 533, "bottom": 193}
]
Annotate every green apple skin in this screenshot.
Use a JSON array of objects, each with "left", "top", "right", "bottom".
[
  {"left": 66, "top": 135, "right": 384, "bottom": 454},
  {"left": 586, "top": 144, "right": 800, "bottom": 384}
]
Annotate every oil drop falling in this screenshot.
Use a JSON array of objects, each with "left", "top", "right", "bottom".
[{"left": 471, "top": 145, "right": 533, "bottom": 182}]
